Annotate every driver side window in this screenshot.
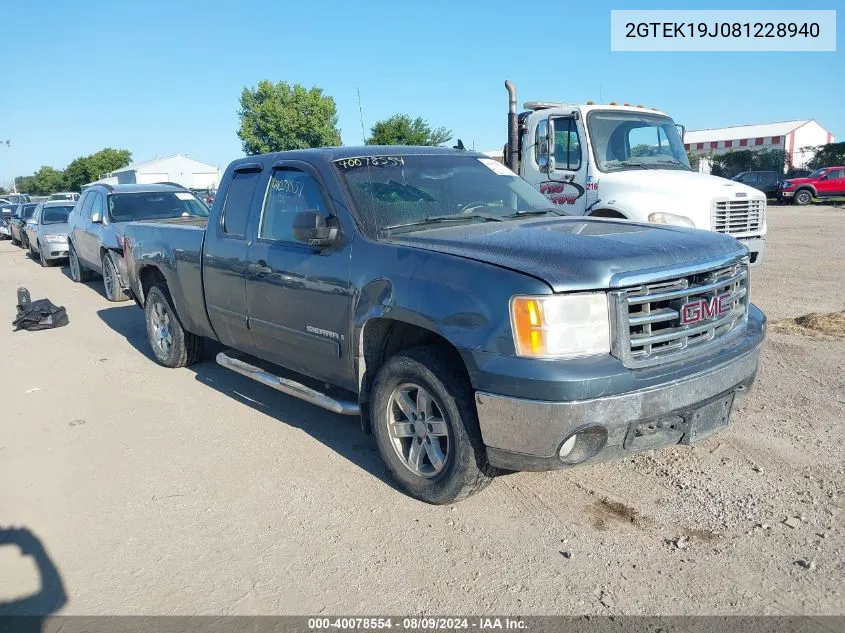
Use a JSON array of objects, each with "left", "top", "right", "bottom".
[
  {"left": 259, "top": 168, "right": 328, "bottom": 243},
  {"left": 89, "top": 192, "right": 104, "bottom": 220},
  {"left": 552, "top": 118, "right": 582, "bottom": 171}
]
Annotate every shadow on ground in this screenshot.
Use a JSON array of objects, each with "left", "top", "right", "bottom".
[
  {"left": 96, "top": 305, "right": 397, "bottom": 491},
  {"left": 0, "top": 526, "right": 67, "bottom": 631},
  {"left": 59, "top": 266, "right": 108, "bottom": 300}
]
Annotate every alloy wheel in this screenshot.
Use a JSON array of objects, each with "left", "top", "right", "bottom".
[{"left": 386, "top": 382, "right": 450, "bottom": 478}]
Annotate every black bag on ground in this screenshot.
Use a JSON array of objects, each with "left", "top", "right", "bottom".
[{"left": 12, "top": 287, "right": 69, "bottom": 331}]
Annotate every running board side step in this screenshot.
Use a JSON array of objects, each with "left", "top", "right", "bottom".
[{"left": 216, "top": 351, "right": 360, "bottom": 416}]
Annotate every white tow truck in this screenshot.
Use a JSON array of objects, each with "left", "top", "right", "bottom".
[{"left": 502, "top": 81, "right": 767, "bottom": 265}]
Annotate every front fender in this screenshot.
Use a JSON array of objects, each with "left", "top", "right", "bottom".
[{"left": 349, "top": 238, "right": 551, "bottom": 389}]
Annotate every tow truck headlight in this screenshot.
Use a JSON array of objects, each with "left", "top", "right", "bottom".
[
  {"left": 648, "top": 212, "right": 695, "bottom": 228},
  {"left": 44, "top": 234, "right": 68, "bottom": 243},
  {"left": 510, "top": 294, "right": 610, "bottom": 358}
]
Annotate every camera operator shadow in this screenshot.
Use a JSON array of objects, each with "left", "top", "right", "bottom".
[{"left": 0, "top": 527, "right": 67, "bottom": 633}]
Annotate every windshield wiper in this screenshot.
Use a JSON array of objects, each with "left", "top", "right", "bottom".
[
  {"left": 604, "top": 161, "right": 659, "bottom": 171},
  {"left": 505, "top": 207, "right": 566, "bottom": 217},
  {"left": 382, "top": 213, "right": 502, "bottom": 234},
  {"left": 652, "top": 159, "right": 693, "bottom": 171}
]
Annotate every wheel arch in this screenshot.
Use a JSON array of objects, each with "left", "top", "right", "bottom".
[{"left": 356, "top": 317, "right": 471, "bottom": 434}]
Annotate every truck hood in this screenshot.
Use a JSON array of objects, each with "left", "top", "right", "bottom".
[
  {"left": 388, "top": 217, "right": 745, "bottom": 292},
  {"left": 601, "top": 169, "right": 764, "bottom": 199},
  {"left": 782, "top": 177, "right": 813, "bottom": 186}
]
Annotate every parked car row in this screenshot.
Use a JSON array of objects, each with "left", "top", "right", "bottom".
[
  {"left": 5, "top": 183, "right": 209, "bottom": 301},
  {"left": 729, "top": 167, "right": 845, "bottom": 205}
]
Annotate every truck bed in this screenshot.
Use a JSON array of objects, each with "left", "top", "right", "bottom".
[{"left": 123, "top": 218, "right": 215, "bottom": 339}]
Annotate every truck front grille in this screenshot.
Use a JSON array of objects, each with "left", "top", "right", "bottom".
[
  {"left": 611, "top": 258, "right": 749, "bottom": 368},
  {"left": 711, "top": 199, "right": 765, "bottom": 235}
]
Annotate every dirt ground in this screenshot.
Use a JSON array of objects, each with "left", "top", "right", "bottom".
[{"left": 1, "top": 205, "right": 843, "bottom": 616}]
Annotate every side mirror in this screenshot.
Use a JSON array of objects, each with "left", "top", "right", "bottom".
[
  {"left": 91, "top": 212, "right": 102, "bottom": 223},
  {"left": 292, "top": 210, "right": 338, "bottom": 248},
  {"left": 538, "top": 118, "right": 555, "bottom": 174}
]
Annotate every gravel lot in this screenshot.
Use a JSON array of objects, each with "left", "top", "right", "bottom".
[{"left": 1, "top": 205, "right": 843, "bottom": 616}]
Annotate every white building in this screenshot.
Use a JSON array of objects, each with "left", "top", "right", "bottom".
[
  {"left": 107, "top": 154, "right": 221, "bottom": 189},
  {"left": 685, "top": 120, "right": 834, "bottom": 172}
]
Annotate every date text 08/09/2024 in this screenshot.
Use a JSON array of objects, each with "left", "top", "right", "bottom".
[{"left": 308, "top": 618, "right": 528, "bottom": 630}]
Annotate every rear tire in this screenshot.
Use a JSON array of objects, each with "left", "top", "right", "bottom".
[
  {"left": 370, "top": 345, "right": 498, "bottom": 504},
  {"left": 102, "top": 252, "right": 130, "bottom": 302},
  {"left": 144, "top": 284, "right": 203, "bottom": 368},
  {"left": 69, "top": 243, "right": 93, "bottom": 282},
  {"left": 794, "top": 189, "right": 813, "bottom": 206}
]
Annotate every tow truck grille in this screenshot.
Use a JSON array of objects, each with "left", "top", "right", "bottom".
[
  {"left": 711, "top": 199, "right": 765, "bottom": 234},
  {"left": 611, "top": 258, "right": 750, "bottom": 368}
]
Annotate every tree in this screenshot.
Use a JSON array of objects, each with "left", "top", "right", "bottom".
[
  {"left": 0, "top": 186, "right": 7, "bottom": 196},
  {"left": 710, "top": 149, "right": 786, "bottom": 179},
  {"left": 366, "top": 114, "right": 452, "bottom": 146},
  {"left": 65, "top": 148, "right": 132, "bottom": 191},
  {"left": 237, "top": 81, "right": 342, "bottom": 154},
  {"left": 805, "top": 142, "right": 845, "bottom": 170},
  {"left": 686, "top": 150, "right": 700, "bottom": 171},
  {"left": 20, "top": 166, "right": 67, "bottom": 195}
]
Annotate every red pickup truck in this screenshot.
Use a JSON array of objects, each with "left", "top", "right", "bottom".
[{"left": 779, "top": 166, "right": 845, "bottom": 205}]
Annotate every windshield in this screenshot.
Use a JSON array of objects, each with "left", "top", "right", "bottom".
[
  {"left": 108, "top": 191, "right": 210, "bottom": 222},
  {"left": 49, "top": 193, "right": 76, "bottom": 200},
  {"left": 42, "top": 205, "right": 73, "bottom": 224},
  {"left": 588, "top": 111, "right": 691, "bottom": 172},
  {"left": 335, "top": 154, "right": 567, "bottom": 235},
  {"left": 806, "top": 168, "right": 826, "bottom": 179}
]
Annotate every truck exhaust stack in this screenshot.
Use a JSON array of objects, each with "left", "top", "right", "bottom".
[{"left": 505, "top": 80, "right": 518, "bottom": 172}]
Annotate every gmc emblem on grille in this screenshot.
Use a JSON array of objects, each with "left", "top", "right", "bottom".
[{"left": 680, "top": 294, "right": 732, "bottom": 325}]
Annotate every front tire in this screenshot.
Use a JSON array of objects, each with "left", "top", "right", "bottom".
[
  {"left": 69, "top": 243, "right": 93, "bottom": 282},
  {"left": 38, "top": 242, "right": 50, "bottom": 267},
  {"left": 794, "top": 189, "right": 813, "bottom": 206},
  {"left": 144, "top": 284, "right": 203, "bottom": 368},
  {"left": 370, "top": 346, "right": 498, "bottom": 504},
  {"left": 102, "top": 253, "right": 130, "bottom": 302}
]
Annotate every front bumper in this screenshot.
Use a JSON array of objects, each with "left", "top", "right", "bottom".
[
  {"left": 474, "top": 308, "right": 765, "bottom": 471},
  {"left": 43, "top": 243, "right": 69, "bottom": 260},
  {"left": 736, "top": 236, "right": 765, "bottom": 266},
  {"left": 778, "top": 189, "right": 795, "bottom": 199}
]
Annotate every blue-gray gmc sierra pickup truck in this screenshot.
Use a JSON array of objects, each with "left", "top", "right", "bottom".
[{"left": 122, "top": 146, "right": 766, "bottom": 504}]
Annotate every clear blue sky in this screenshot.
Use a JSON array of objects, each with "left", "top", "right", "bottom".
[{"left": 1, "top": 0, "right": 841, "bottom": 186}]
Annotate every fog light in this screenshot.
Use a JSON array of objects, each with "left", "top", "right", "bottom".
[
  {"left": 558, "top": 435, "right": 577, "bottom": 458},
  {"left": 557, "top": 426, "right": 609, "bottom": 465}
]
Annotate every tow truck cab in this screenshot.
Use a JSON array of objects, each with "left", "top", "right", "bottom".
[{"left": 503, "top": 81, "right": 767, "bottom": 266}]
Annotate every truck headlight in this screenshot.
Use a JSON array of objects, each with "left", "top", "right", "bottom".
[
  {"left": 648, "top": 212, "right": 695, "bottom": 228},
  {"left": 510, "top": 293, "right": 610, "bottom": 358},
  {"left": 45, "top": 234, "right": 68, "bottom": 243}
]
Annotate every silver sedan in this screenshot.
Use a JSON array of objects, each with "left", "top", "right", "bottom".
[{"left": 23, "top": 201, "right": 75, "bottom": 267}]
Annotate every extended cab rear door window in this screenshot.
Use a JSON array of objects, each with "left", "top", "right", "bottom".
[
  {"left": 222, "top": 168, "right": 262, "bottom": 237},
  {"left": 259, "top": 168, "right": 329, "bottom": 243}
]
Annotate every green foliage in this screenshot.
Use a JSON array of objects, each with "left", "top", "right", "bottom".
[
  {"left": 0, "top": 186, "right": 7, "bottom": 195},
  {"left": 237, "top": 80, "right": 342, "bottom": 154},
  {"left": 686, "top": 150, "right": 701, "bottom": 171},
  {"left": 13, "top": 147, "right": 132, "bottom": 196},
  {"left": 18, "top": 166, "right": 67, "bottom": 195},
  {"left": 630, "top": 144, "right": 657, "bottom": 157},
  {"left": 366, "top": 114, "right": 452, "bottom": 147},
  {"left": 65, "top": 148, "right": 132, "bottom": 191},
  {"left": 805, "top": 142, "right": 845, "bottom": 170},
  {"left": 710, "top": 149, "right": 786, "bottom": 179}
]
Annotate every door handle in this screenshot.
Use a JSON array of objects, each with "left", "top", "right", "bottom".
[{"left": 249, "top": 261, "right": 272, "bottom": 275}]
